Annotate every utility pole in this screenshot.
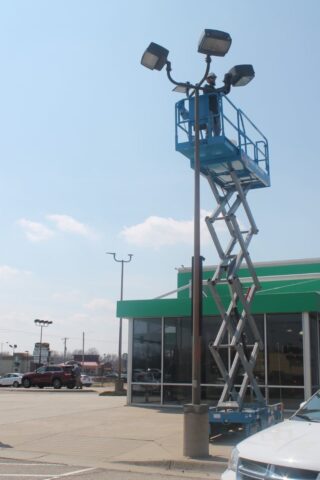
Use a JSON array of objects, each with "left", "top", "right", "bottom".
[
  {"left": 62, "top": 337, "right": 68, "bottom": 363},
  {"left": 82, "top": 332, "right": 85, "bottom": 367}
]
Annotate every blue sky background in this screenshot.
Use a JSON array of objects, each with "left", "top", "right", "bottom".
[{"left": 0, "top": 0, "right": 319, "bottom": 356}]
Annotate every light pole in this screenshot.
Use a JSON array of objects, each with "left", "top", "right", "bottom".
[
  {"left": 9, "top": 344, "right": 17, "bottom": 371},
  {"left": 141, "top": 29, "right": 254, "bottom": 457},
  {"left": 106, "top": 252, "right": 133, "bottom": 392},
  {"left": 34, "top": 319, "right": 52, "bottom": 367},
  {"left": 24, "top": 351, "right": 29, "bottom": 372}
]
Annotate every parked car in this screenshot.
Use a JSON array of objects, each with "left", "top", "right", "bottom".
[
  {"left": 104, "top": 372, "right": 118, "bottom": 380},
  {"left": 80, "top": 374, "right": 92, "bottom": 387},
  {"left": 22, "top": 365, "right": 76, "bottom": 389},
  {"left": 221, "top": 390, "right": 320, "bottom": 479},
  {"left": 0, "top": 373, "right": 23, "bottom": 387}
]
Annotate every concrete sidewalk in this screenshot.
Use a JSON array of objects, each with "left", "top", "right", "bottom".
[{"left": 0, "top": 389, "right": 237, "bottom": 478}]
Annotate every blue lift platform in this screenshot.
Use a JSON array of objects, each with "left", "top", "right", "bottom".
[
  {"left": 175, "top": 92, "right": 282, "bottom": 437},
  {"left": 175, "top": 93, "right": 270, "bottom": 191}
]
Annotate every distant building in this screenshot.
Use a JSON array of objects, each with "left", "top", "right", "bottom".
[
  {"left": 0, "top": 352, "right": 32, "bottom": 376},
  {"left": 73, "top": 354, "right": 99, "bottom": 375}
]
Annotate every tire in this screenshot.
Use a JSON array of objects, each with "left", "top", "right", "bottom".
[
  {"left": 52, "top": 378, "right": 62, "bottom": 389},
  {"left": 38, "top": 385, "right": 44, "bottom": 389},
  {"left": 23, "top": 378, "right": 31, "bottom": 388},
  {"left": 12, "top": 381, "right": 19, "bottom": 388},
  {"left": 67, "top": 383, "right": 75, "bottom": 389}
]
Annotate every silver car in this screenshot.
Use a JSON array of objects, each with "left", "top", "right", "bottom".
[{"left": 0, "top": 373, "right": 23, "bottom": 387}]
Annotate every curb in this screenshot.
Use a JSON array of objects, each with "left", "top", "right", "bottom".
[{"left": 114, "top": 457, "right": 228, "bottom": 474}]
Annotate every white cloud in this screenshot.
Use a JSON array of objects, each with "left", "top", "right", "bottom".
[
  {"left": 17, "top": 219, "right": 54, "bottom": 242},
  {"left": 120, "top": 210, "right": 227, "bottom": 249},
  {"left": 84, "top": 298, "right": 116, "bottom": 312},
  {"left": 47, "top": 214, "right": 95, "bottom": 238},
  {"left": 0, "top": 265, "right": 31, "bottom": 280}
]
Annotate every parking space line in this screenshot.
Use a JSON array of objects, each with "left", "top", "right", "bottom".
[
  {"left": 0, "top": 462, "right": 97, "bottom": 479},
  {"left": 47, "top": 468, "right": 97, "bottom": 479},
  {"left": 0, "top": 463, "right": 65, "bottom": 466}
]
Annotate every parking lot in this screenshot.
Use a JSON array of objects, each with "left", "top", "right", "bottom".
[
  {"left": 0, "top": 388, "right": 230, "bottom": 479},
  {"left": 0, "top": 458, "right": 222, "bottom": 479}
]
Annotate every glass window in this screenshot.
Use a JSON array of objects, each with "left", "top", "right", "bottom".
[
  {"left": 201, "top": 386, "right": 224, "bottom": 405},
  {"left": 310, "top": 313, "right": 320, "bottom": 393},
  {"left": 164, "top": 317, "right": 191, "bottom": 383},
  {"left": 233, "top": 315, "right": 265, "bottom": 386},
  {"left": 132, "top": 318, "right": 161, "bottom": 383},
  {"left": 131, "top": 384, "right": 161, "bottom": 404},
  {"left": 268, "top": 387, "right": 304, "bottom": 410},
  {"left": 201, "top": 316, "right": 227, "bottom": 384},
  {"left": 202, "top": 315, "right": 265, "bottom": 387},
  {"left": 266, "top": 314, "right": 303, "bottom": 386},
  {"left": 163, "top": 386, "right": 191, "bottom": 405},
  {"left": 243, "top": 387, "right": 266, "bottom": 404}
]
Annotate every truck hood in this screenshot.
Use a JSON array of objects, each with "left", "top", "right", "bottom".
[{"left": 238, "top": 419, "right": 320, "bottom": 471}]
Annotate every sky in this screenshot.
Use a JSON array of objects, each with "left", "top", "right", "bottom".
[{"left": 0, "top": 0, "right": 320, "bottom": 357}]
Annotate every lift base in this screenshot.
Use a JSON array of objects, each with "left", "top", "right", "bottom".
[{"left": 209, "top": 403, "right": 283, "bottom": 437}]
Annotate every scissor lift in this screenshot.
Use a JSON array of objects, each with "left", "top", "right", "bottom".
[{"left": 175, "top": 93, "right": 282, "bottom": 435}]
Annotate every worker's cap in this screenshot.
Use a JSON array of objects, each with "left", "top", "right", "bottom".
[{"left": 207, "top": 72, "right": 217, "bottom": 80}]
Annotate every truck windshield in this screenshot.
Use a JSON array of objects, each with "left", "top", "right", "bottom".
[{"left": 291, "top": 391, "right": 320, "bottom": 423}]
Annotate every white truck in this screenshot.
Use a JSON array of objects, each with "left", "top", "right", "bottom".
[{"left": 222, "top": 390, "right": 320, "bottom": 480}]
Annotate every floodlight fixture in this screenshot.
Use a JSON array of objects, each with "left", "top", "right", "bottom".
[
  {"left": 141, "top": 42, "right": 169, "bottom": 71},
  {"left": 173, "top": 85, "right": 188, "bottom": 93},
  {"left": 228, "top": 64, "right": 255, "bottom": 87},
  {"left": 34, "top": 319, "right": 52, "bottom": 326},
  {"left": 198, "top": 29, "right": 232, "bottom": 57}
]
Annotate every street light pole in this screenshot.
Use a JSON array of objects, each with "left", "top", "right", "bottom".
[
  {"left": 9, "top": 344, "right": 17, "bottom": 354},
  {"left": 192, "top": 85, "right": 202, "bottom": 406},
  {"left": 25, "top": 351, "right": 29, "bottom": 372},
  {"left": 140, "top": 29, "right": 241, "bottom": 457},
  {"left": 34, "top": 319, "right": 53, "bottom": 367},
  {"left": 106, "top": 252, "right": 133, "bottom": 392},
  {"left": 9, "top": 344, "right": 17, "bottom": 371}
]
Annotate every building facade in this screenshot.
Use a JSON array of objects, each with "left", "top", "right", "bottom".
[
  {"left": 0, "top": 352, "right": 31, "bottom": 375},
  {"left": 118, "top": 259, "right": 320, "bottom": 410}
]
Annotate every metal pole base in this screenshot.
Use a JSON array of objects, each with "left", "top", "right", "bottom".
[
  {"left": 183, "top": 404, "right": 209, "bottom": 457},
  {"left": 114, "top": 379, "right": 125, "bottom": 393}
]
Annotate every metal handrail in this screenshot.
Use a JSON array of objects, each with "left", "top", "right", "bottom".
[
  {"left": 175, "top": 93, "right": 269, "bottom": 176},
  {"left": 176, "top": 95, "right": 267, "bottom": 146}
]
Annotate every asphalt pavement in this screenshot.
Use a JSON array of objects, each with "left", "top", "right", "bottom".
[
  {"left": 0, "top": 458, "right": 223, "bottom": 479},
  {"left": 0, "top": 387, "right": 237, "bottom": 479}
]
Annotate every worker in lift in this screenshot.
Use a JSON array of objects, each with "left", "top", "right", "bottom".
[{"left": 202, "top": 72, "right": 221, "bottom": 137}]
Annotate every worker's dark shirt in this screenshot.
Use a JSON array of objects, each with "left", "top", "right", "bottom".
[{"left": 203, "top": 84, "right": 219, "bottom": 114}]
